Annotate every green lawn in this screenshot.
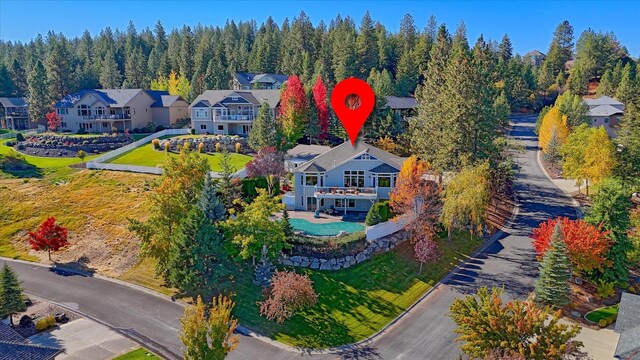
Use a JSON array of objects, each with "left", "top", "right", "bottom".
[
  {"left": 113, "top": 348, "right": 160, "bottom": 360},
  {"left": 232, "top": 231, "right": 482, "bottom": 348},
  {"left": 107, "top": 143, "right": 252, "bottom": 172},
  {"left": 0, "top": 140, "right": 98, "bottom": 179},
  {"left": 585, "top": 304, "right": 619, "bottom": 323}
]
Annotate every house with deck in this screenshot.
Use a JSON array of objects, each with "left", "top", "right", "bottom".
[
  {"left": 614, "top": 292, "right": 640, "bottom": 359},
  {"left": 232, "top": 72, "right": 288, "bottom": 90},
  {"left": 189, "top": 90, "right": 280, "bottom": 135},
  {"left": 289, "top": 141, "right": 405, "bottom": 213},
  {"left": 584, "top": 95, "right": 625, "bottom": 138},
  {"left": 0, "top": 97, "right": 29, "bottom": 130}
]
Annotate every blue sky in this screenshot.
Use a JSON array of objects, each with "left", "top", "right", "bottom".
[{"left": 1, "top": 0, "right": 639, "bottom": 56}]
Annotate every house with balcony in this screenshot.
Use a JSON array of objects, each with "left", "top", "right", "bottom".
[
  {"left": 290, "top": 141, "right": 406, "bottom": 213},
  {"left": 232, "top": 72, "right": 289, "bottom": 90},
  {"left": 0, "top": 97, "right": 30, "bottom": 130},
  {"left": 190, "top": 90, "right": 280, "bottom": 135},
  {"left": 54, "top": 89, "right": 157, "bottom": 133},
  {"left": 584, "top": 95, "right": 625, "bottom": 138}
]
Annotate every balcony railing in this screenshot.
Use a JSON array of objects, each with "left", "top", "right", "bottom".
[
  {"left": 213, "top": 114, "right": 255, "bottom": 122},
  {"left": 314, "top": 186, "right": 378, "bottom": 198},
  {"left": 82, "top": 114, "right": 132, "bottom": 120}
]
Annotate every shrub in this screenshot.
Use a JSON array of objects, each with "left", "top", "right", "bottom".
[
  {"left": 152, "top": 138, "right": 160, "bottom": 149},
  {"left": 144, "top": 122, "right": 156, "bottom": 133},
  {"left": 111, "top": 126, "right": 118, "bottom": 134},
  {"left": 198, "top": 142, "right": 205, "bottom": 153},
  {"left": 92, "top": 139, "right": 99, "bottom": 144},
  {"left": 16, "top": 143, "right": 24, "bottom": 150},
  {"left": 365, "top": 201, "right": 392, "bottom": 226},
  {"left": 215, "top": 143, "right": 221, "bottom": 152},
  {"left": 595, "top": 279, "right": 616, "bottom": 299},
  {"left": 598, "top": 319, "right": 607, "bottom": 328},
  {"left": 155, "top": 125, "right": 166, "bottom": 132},
  {"left": 15, "top": 132, "right": 25, "bottom": 142},
  {"left": 35, "top": 315, "right": 56, "bottom": 331},
  {"left": 235, "top": 142, "right": 242, "bottom": 153},
  {"left": 288, "top": 232, "right": 367, "bottom": 258},
  {"left": 5, "top": 141, "right": 16, "bottom": 147},
  {"left": 259, "top": 270, "right": 318, "bottom": 323},
  {"left": 241, "top": 177, "right": 279, "bottom": 199},
  {"left": 76, "top": 128, "right": 86, "bottom": 134},
  {"left": 164, "top": 141, "right": 171, "bottom": 152},
  {"left": 82, "top": 140, "right": 89, "bottom": 145},
  {"left": 190, "top": 128, "right": 195, "bottom": 135}
]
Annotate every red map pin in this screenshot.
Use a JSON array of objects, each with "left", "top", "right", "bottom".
[{"left": 331, "top": 77, "right": 375, "bottom": 145}]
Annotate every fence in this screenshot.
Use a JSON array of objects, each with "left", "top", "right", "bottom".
[
  {"left": 86, "top": 162, "right": 164, "bottom": 175},
  {"left": 365, "top": 213, "right": 415, "bottom": 241}
]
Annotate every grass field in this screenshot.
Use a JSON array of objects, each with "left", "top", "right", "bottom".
[
  {"left": 107, "top": 143, "right": 252, "bottom": 172},
  {"left": 113, "top": 348, "right": 160, "bottom": 360},
  {"left": 585, "top": 304, "right": 619, "bottom": 323}
]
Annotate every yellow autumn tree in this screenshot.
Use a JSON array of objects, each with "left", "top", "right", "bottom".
[
  {"left": 151, "top": 69, "right": 191, "bottom": 101},
  {"left": 539, "top": 107, "right": 570, "bottom": 154},
  {"left": 584, "top": 126, "right": 616, "bottom": 189}
]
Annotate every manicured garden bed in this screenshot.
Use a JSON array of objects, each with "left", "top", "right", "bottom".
[
  {"left": 107, "top": 142, "right": 252, "bottom": 172},
  {"left": 232, "top": 231, "right": 482, "bottom": 349},
  {"left": 585, "top": 304, "right": 619, "bottom": 323},
  {"left": 12, "top": 133, "right": 133, "bottom": 157}
]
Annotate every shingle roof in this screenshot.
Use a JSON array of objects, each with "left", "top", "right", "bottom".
[
  {"left": 614, "top": 292, "right": 640, "bottom": 359},
  {"left": 0, "top": 323, "right": 61, "bottom": 360},
  {"left": 190, "top": 90, "right": 281, "bottom": 109},
  {"left": 524, "top": 50, "right": 546, "bottom": 57},
  {"left": 584, "top": 96, "right": 625, "bottom": 107},
  {"left": 385, "top": 96, "right": 417, "bottom": 110},
  {"left": 0, "top": 323, "right": 25, "bottom": 343},
  {"left": 286, "top": 144, "right": 332, "bottom": 162},
  {"left": 0, "top": 97, "right": 27, "bottom": 108},
  {"left": 369, "top": 163, "right": 400, "bottom": 173},
  {"left": 588, "top": 104, "right": 625, "bottom": 117},
  {"left": 54, "top": 89, "right": 145, "bottom": 108},
  {"left": 145, "top": 90, "right": 186, "bottom": 108},
  {"left": 234, "top": 72, "right": 288, "bottom": 85},
  {"left": 295, "top": 140, "right": 405, "bottom": 173}
]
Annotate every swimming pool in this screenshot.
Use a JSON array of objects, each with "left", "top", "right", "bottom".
[{"left": 289, "top": 218, "right": 365, "bottom": 236}]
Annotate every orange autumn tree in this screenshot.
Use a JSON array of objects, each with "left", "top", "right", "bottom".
[
  {"left": 532, "top": 217, "right": 611, "bottom": 273},
  {"left": 539, "top": 107, "right": 570, "bottom": 155}
]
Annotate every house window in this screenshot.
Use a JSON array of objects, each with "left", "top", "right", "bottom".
[
  {"left": 232, "top": 96, "right": 238, "bottom": 101},
  {"left": 200, "top": 124, "right": 207, "bottom": 130},
  {"left": 605, "top": 117, "right": 609, "bottom": 123},
  {"left": 305, "top": 174, "right": 318, "bottom": 186},
  {"left": 103, "top": 123, "right": 109, "bottom": 128},
  {"left": 336, "top": 199, "right": 356, "bottom": 208},
  {"left": 344, "top": 170, "right": 365, "bottom": 187},
  {"left": 195, "top": 108, "right": 209, "bottom": 118},
  {"left": 378, "top": 174, "right": 392, "bottom": 188},
  {"left": 217, "top": 125, "right": 224, "bottom": 131},
  {"left": 355, "top": 153, "right": 376, "bottom": 160},
  {"left": 77, "top": 104, "right": 90, "bottom": 116}
]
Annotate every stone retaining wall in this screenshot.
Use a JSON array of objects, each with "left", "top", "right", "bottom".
[{"left": 280, "top": 230, "right": 409, "bottom": 270}]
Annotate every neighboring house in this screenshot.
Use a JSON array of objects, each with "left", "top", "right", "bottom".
[
  {"left": 385, "top": 96, "right": 417, "bottom": 126},
  {"left": 146, "top": 90, "right": 190, "bottom": 127},
  {"left": 285, "top": 144, "right": 331, "bottom": 172},
  {"left": 54, "top": 89, "right": 159, "bottom": 133},
  {"left": 524, "top": 50, "right": 546, "bottom": 67},
  {"left": 232, "top": 72, "right": 289, "bottom": 90},
  {"left": 0, "top": 97, "right": 29, "bottom": 130},
  {"left": 189, "top": 90, "right": 280, "bottom": 135},
  {"left": 614, "top": 292, "right": 640, "bottom": 359},
  {"left": 0, "top": 322, "right": 61, "bottom": 360},
  {"left": 291, "top": 141, "right": 405, "bottom": 213},
  {"left": 584, "top": 95, "right": 625, "bottom": 138}
]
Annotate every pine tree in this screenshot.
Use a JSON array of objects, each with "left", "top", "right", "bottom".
[
  {"left": 46, "top": 37, "right": 74, "bottom": 100},
  {"left": 199, "top": 173, "right": 226, "bottom": 221},
  {"left": 534, "top": 223, "right": 572, "bottom": 308},
  {"left": 616, "top": 63, "right": 637, "bottom": 105},
  {"left": 498, "top": 34, "right": 513, "bottom": 62},
  {"left": 597, "top": 69, "right": 616, "bottom": 96},
  {"left": 356, "top": 11, "right": 378, "bottom": 78},
  {"left": 100, "top": 48, "right": 122, "bottom": 88},
  {"left": 615, "top": 102, "right": 640, "bottom": 188},
  {"left": 9, "top": 59, "right": 27, "bottom": 96},
  {"left": 0, "top": 263, "right": 26, "bottom": 326},
  {"left": 395, "top": 49, "right": 419, "bottom": 96},
  {"left": 27, "top": 60, "right": 49, "bottom": 124},
  {"left": 0, "top": 64, "right": 15, "bottom": 97},
  {"left": 281, "top": 208, "right": 294, "bottom": 240},
  {"left": 248, "top": 102, "right": 276, "bottom": 151},
  {"left": 124, "top": 46, "right": 146, "bottom": 88}
]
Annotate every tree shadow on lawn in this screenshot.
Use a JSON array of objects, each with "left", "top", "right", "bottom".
[{"left": 0, "top": 153, "right": 44, "bottom": 178}]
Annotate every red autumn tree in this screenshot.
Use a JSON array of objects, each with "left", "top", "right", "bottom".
[
  {"left": 277, "top": 75, "right": 308, "bottom": 149},
  {"left": 45, "top": 111, "right": 62, "bottom": 132},
  {"left": 312, "top": 75, "right": 330, "bottom": 141},
  {"left": 245, "top": 146, "right": 286, "bottom": 195},
  {"left": 532, "top": 217, "right": 611, "bottom": 273},
  {"left": 28, "top": 217, "right": 69, "bottom": 261},
  {"left": 259, "top": 270, "right": 318, "bottom": 323},
  {"left": 390, "top": 156, "right": 441, "bottom": 248},
  {"left": 414, "top": 237, "right": 440, "bottom": 272}
]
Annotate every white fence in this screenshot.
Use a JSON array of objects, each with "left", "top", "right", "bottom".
[
  {"left": 86, "top": 162, "right": 164, "bottom": 175},
  {"left": 365, "top": 213, "right": 415, "bottom": 241},
  {"left": 0, "top": 128, "right": 43, "bottom": 140},
  {"left": 87, "top": 128, "right": 189, "bottom": 164}
]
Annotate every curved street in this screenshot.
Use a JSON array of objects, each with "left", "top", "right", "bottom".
[{"left": 3, "top": 114, "right": 578, "bottom": 360}]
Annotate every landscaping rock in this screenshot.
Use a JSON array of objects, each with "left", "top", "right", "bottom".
[
  {"left": 320, "top": 262, "right": 332, "bottom": 270},
  {"left": 54, "top": 313, "right": 69, "bottom": 324},
  {"left": 281, "top": 259, "right": 294, "bottom": 266},
  {"left": 290, "top": 256, "right": 302, "bottom": 263},
  {"left": 356, "top": 252, "right": 367, "bottom": 263},
  {"left": 574, "top": 277, "right": 584, "bottom": 285},
  {"left": 332, "top": 264, "right": 341, "bottom": 270},
  {"left": 19, "top": 315, "right": 32, "bottom": 327},
  {"left": 310, "top": 261, "right": 320, "bottom": 270},
  {"left": 300, "top": 258, "right": 310, "bottom": 267},
  {"left": 570, "top": 311, "right": 582, "bottom": 318}
]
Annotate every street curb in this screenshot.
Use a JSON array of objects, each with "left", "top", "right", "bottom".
[{"left": 535, "top": 149, "right": 583, "bottom": 218}]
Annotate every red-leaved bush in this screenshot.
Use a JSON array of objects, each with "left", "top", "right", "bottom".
[
  {"left": 28, "top": 217, "right": 69, "bottom": 261},
  {"left": 414, "top": 237, "right": 441, "bottom": 272},
  {"left": 532, "top": 217, "right": 611, "bottom": 273},
  {"left": 259, "top": 270, "right": 318, "bottom": 323}
]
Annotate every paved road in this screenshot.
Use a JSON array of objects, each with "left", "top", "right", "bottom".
[{"left": 4, "top": 114, "right": 577, "bottom": 359}]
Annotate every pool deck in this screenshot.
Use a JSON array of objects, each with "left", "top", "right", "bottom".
[{"left": 282, "top": 210, "right": 364, "bottom": 224}]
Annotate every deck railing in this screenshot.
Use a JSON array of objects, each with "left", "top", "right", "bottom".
[{"left": 313, "top": 186, "right": 377, "bottom": 197}]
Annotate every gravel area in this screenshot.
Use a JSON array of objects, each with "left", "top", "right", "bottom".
[{"left": 9, "top": 297, "right": 81, "bottom": 338}]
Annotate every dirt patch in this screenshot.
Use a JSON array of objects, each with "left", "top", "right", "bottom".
[{"left": 10, "top": 297, "right": 82, "bottom": 338}]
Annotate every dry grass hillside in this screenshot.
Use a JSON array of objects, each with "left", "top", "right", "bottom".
[{"left": 0, "top": 170, "right": 155, "bottom": 277}]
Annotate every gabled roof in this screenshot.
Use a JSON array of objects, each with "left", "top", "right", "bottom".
[
  {"left": 145, "top": 90, "right": 187, "bottom": 108},
  {"left": 588, "top": 104, "right": 625, "bottom": 117},
  {"left": 385, "top": 96, "right": 417, "bottom": 110},
  {"left": 0, "top": 97, "right": 27, "bottom": 108},
  {"left": 0, "top": 323, "right": 61, "bottom": 360},
  {"left": 295, "top": 140, "right": 405, "bottom": 173},
  {"left": 192, "top": 100, "right": 211, "bottom": 108},
  {"left": 234, "top": 72, "right": 289, "bottom": 85},
  {"left": 370, "top": 163, "right": 400, "bottom": 173},
  {"left": 584, "top": 96, "right": 624, "bottom": 107},
  {"left": 286, "top": 144, "right": 332, "bottom": 163},
  {"left": 190, "top": 90, "right": 281, "bottom": 109},
  {"left": 615, "top": 292, "right": 640, "bottom": 359},
  {"left": 55, "top": 89, "right": 146, "bottom": 108},
  {"left": 524, "top": 50, "right": 546, "bottom": 57}
]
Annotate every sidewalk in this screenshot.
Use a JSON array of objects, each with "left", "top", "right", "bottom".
[{"left": 28, "top": 318, "right": 138, "bottom": 360}]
